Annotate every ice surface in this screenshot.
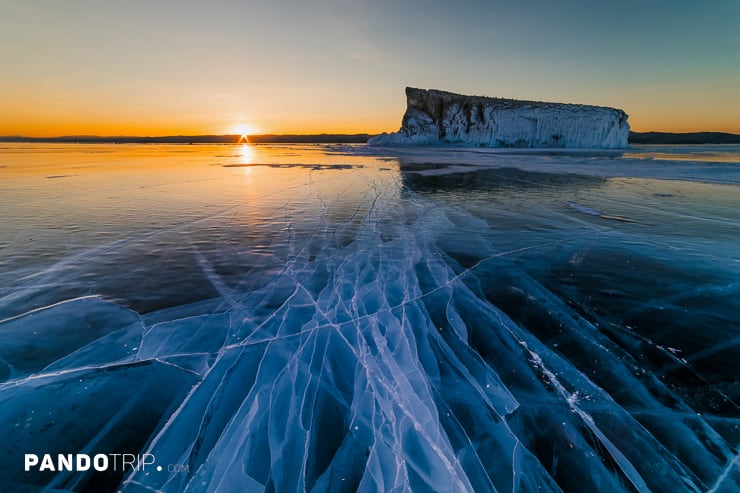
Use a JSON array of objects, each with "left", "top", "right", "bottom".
[{"left": 0, "top": 144, "right": 738, "bottom": 492}]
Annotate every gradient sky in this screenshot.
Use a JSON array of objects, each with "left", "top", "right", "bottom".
[{"left": 1, "top": 0, "right": 738, "bottom": 136}]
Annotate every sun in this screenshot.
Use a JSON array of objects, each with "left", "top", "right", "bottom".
[{"left": 231, "top": 123, "right": 259, "bottom": 139}]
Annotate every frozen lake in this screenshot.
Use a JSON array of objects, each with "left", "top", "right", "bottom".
[{"left": 1, "top": 143, "right": 739, "bottom": 492}]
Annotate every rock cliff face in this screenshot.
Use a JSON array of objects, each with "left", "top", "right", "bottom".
[{"left": 369, "top": 87, "right": 630, "bottom": 148}]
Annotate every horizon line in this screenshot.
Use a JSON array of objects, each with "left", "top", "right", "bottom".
[
  {"left": 1, "top": 131, "right": 739, "bottom": 146},
  {"left": 2, "top": 130, "right": 740, "bottom": 140},
  {"left": 0, "top": 133, "right": 375, "bottom": 144},
  {"left": 0, "top": 132, "right": 374, "bottom": 139}
]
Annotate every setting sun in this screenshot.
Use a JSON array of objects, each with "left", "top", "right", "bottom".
[{"left": 231, "top": 124, "right": 259, "bottom": 138}]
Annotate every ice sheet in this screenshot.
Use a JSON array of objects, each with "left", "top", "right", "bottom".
[{"left": 0, "top": 144, "right": 738, "bottom": 492}]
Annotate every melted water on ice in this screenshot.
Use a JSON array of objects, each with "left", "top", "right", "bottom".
[{"left": 0, "top": 144, "right": 738, "bottom": 492}]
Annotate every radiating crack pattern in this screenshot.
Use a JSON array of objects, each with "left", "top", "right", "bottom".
[{"left": 0, "top": 144, "right": 738, "bottom": 492}]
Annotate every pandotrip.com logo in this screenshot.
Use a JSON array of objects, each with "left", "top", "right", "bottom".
[{"left": 24, "top": 453, "right": 188, "bottom": 474}]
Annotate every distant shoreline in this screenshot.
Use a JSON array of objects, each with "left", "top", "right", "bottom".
[
  {"left": 627, "top": 132, "right": 740, "bottom": 145},
  {"left": 0, "top": 134, "right": 373, "bottom": 144},
  {"left": 1, "top": 131, "right": 739, "bottom": 145}
]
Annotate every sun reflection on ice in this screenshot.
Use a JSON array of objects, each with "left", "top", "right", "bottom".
[
  {"left": 237, "top": 143, "right": 256, "bottom": 178},
  {"left": 238, "top": 143, "right": 255, "bottom": 162}
]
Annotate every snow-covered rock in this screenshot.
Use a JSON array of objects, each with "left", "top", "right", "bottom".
[{"left": 369, "top": 87, "right": 630, "bottom": 148}]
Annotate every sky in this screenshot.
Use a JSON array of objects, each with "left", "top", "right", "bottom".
[{"left": 1, "top": 0, "right": 738, "bottom": 137}]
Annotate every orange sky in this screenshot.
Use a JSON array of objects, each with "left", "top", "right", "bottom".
[{"left": 1, "top": 2, "right": 738, "bottom": 137}]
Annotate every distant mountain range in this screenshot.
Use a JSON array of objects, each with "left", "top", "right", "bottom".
[{"left": 1, "top": 132, "right": 739, "bottom": 145}]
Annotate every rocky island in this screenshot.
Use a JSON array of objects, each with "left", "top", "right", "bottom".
[{"left": 369, "top": 87, "right": 630, "bottom": 149}]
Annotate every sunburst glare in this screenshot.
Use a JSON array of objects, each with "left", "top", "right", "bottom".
[{"left": 231, "top": 124, "right": 258, "bottom": 143}]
